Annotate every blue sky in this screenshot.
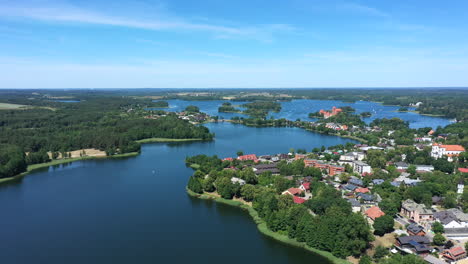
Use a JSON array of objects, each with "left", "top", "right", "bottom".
[{"left": 0, "top": 0, "right": 467, "bottom": 88}]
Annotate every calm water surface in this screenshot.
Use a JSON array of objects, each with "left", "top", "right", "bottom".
[
  {"left": 152, "top": 99, "right": 452, "bottom": 129},
  {"left": 0, "top": 123, "right": 357, "bottom": 264}
]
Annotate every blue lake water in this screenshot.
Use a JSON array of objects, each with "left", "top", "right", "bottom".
[
  {"left": 54, "top": 100, "right": 81, "bottom": 103},
  {"left": 0, "top": 123, "right": 357, "bottom": 264},
  {"left": 151, "top": 99, "right": 452, "bottom": 129}
]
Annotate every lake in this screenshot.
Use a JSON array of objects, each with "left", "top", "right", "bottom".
[
  {"left": 0, "top": 123, "right": 357, "bottom": 264},
  {"left": 150, "top": 99, "right": 452, "bottom": 129}
]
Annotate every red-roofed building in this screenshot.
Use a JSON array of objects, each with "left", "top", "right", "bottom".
[
  {"left": 300, "top": 182, "right": 310, "bottom": 192},
  {"left": 304, "top": 159, "right": 318, "bottom": 167},
  {"left": 459, "top": 168, "right": 468, "bottom": 173},
  {"left": 432, "top": 143, "right": 465, "bottom": 162},
  {"left": 295, "top": 154, "right": 307, "bottom": 160},
  {"left": 443, "top": 247, "right": 467, "bottom": 262},
  {"left": 237, "top": 154, "right": 258, "bottom": 163},
  {"left": 329, "top": 165, "right": 345, "bottom": 176},
  {"left": 355, "top": 187, "right": 370, "bottom": 194},
  {"left": 293, "top": 196, "right": 306, "bottom": 204},
  {"left": 282, "top": 188, "right": 303, "bottom": 196},
  {"left": 223, "top": 157, "right": 233, "bottom": 161},
  {"left": 319, "top": 106, "right": 342, "bottom": 119},
  {"left": 365, "top": 206, "right": 385, "bottom": 223}
]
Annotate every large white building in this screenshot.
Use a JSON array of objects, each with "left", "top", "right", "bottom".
[
  {"left": 353, "top": 161, "right": 372, "bottom": 175},
  {"left": 431, "top": 143, "right": 465, "bottom": 162}
]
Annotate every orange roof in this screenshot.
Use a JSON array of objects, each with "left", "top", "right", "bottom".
[
  {"left": 293, "top": 196, "right": 306, "bottom": 204},
  {"left": 355, "top": 187, "right": 370, "bottom": 193},
  {"left": 434, "top": 143, "right": 465, "bottom": 151},
  {"left": 238, "top": 154, "right": 258, "bottom": 161},
  {"left": 365, "top": 206, "right": 385, "bottom": 220},
  {"left": 443, "top": 145, "right": 465, "bottom": 151},
  {"left": 445, "top": 246, "right": 466, "bottom": 257},
  {"left": 459, "top": 168, "right": 468, "bottom": 173},
  {"left": 286, "top": 188, "right": 303, "bottom": 196}
]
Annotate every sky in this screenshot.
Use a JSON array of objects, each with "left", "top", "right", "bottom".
[{"left": 0, "top": 0, "right": 467, "bottom": 88}]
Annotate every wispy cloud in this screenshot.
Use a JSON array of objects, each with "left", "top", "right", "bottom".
[
  {"left": 0, "top": 2, "right": 295, "bottom": 42},
  {"left": 338, "top": 2, "right": 390, "bottom": 17}
]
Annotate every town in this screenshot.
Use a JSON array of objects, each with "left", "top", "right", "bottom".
[{"left": 187, "top": 125, "right": 467, "bottom": 264}]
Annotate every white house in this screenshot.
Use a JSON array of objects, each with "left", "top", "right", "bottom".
[
  {"left": 353, "top": 161, "right": 372, "bottom": 175},
  {"left": 458, "top": 180, "right": 465, "bottom": 195},
  {"left": 231, "top": 177, "right": 246, "bottom": 186},
  {"left": 431, "top": 143, "right": 465, "bottom": 162},
  {"left": 415, "top": 165, "right": 434, "bottom": 172}
]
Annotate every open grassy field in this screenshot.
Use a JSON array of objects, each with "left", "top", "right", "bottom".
[{"left": 0, "top": 103, "right": 28, "bottom": 109}]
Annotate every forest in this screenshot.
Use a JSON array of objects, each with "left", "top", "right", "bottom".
[{"left": 0, "top": 92, "right": 213, "bottom": 179}]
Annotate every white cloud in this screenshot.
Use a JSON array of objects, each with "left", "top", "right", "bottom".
[{"left": 0, "top": 2, "right": 295, "bottom": 42}]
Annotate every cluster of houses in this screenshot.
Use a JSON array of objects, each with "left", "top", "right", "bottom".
[
  {"left": 220, "top": 133, "right": 467, "bottom": 262},
  {"left": 175, "top": 112, "right": 210, "bottom": 123},
  {"left": 325, "top": 123, "right": 348, "bottom": 131}
]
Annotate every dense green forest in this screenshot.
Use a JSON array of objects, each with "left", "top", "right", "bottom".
[
  {"left": 0, "top": 91, "right": 213, "bottom": 179},
  {"left": 241, "top": 101, "right": 282, "bottom": 118},
  {"left": 218, "top": 102, "right": 241, "bottom": 113}
]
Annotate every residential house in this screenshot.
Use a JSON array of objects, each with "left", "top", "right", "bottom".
[
  {"left": 329, "top": 165, "right": 345, "bottom": 176},
  {"left": 434, "top": 209, "right": 468, "bottom": 238},
  {"left": 431, "top": 143, "right": 465, "bottom": 162},
  {"left": 355, "top": 187, "right": 370, "bottom": 194},
  {"left": 282, "top": 188, "right": 303, "bottom": 196},
  {"left": 458, "top": 180, "right": 465, "bottom": 195},
  {"left": 253, "top": 163, "right": 280, "bottom": 175},
  {"left": 237, "top": 154, "right": 259, "bottom": 162},
  {"left": 347, "top": 198, "right": 361, "bottom": 213},
  {"left": 415, "top": 137, "right": 433, "bottom": 143},
  {"left": 340, "top": 153, "right": 356, "bottom": 161},
  {"left": 372, "top": 179, "right": 385, "bottom": 185},
  {"left": 396, "top": 162, "right": 409, "bottom": 170},
  {"left": 416, "top": 165, "right": 434, "bottom": 172},
  {"left": 400, "top": 199, "right": 434, "bottom": 226},
  {"left": 299, "top": 182, "right": 310, "bottom": 192},
  {"left": 365, "top": 206, "right": 385, "bottom": 223},
  {"left": 293, "top": 196, "right": 306, "bottom": 204},
  {"left": 442, "top": 247, "right": 467, "bottom": 262},
  {"left": 459, "top": 168, "right": 468, "bottom": 174},
  {"left": 349, "top": 177, "right": 364, "bottom": 187},
  {"left": 357, "top": 193, "right": 375, "bottom": 204},
  {"left": 231, "top": 177, "right": 246, "bottom": 186},
  {"left": 353, "top": 161, "right": 372, "bottom": 175},
  {"left": 407, "top": 223, "right": 426, "bottom": 236},
  {"left": 343, "top": 184, "right": 358, "bottom": 192},
  {"left": 423, "top": 255, "right": 448, "bottom": 264},
  {"left": 395, "top": 236, "right": 431, "bottom": 255},
  {"left": 294, "top": 154, "right": 307, "bottom": 160}
]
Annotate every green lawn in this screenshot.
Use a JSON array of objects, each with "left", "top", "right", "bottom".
[{"left": 0, "top": 102, "right": 28, "bottom": 109}]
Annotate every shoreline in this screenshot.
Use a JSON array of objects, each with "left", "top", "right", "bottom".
[
  {"left": 0, "top": 136, "right": 210, "bottom": 186},
  {"left": 0, "top": 152, "right": 139, "bottom": 185},
  {"left": 135, "top": 137, "right": 209, "bottom": 143},
  {"left": 186, "top": 189, "right": 350, "bottom": 264}
]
